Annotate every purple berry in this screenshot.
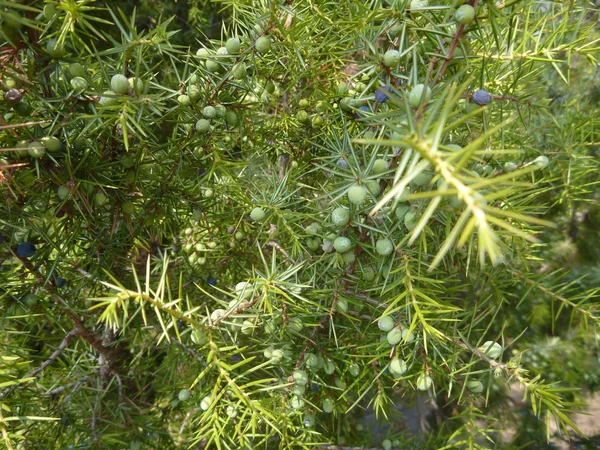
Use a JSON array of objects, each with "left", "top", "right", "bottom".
[
  {"left": 16, "top": 242, "right": 36, "bottom": 258},
  {"left": 337, "top": 158, "right": 349, "bottom": 168},
  {"left": 56, "top": 277, "right": 67, "bottom": 288},
  {"left": 472, "top": 89, "right": 491, "bottom": 106},
  {"left": 207, "top": 277, "right": 217, "bottom": 286},
  {"left": 375, "top": 85, "right": 392, "bottom": 103}
]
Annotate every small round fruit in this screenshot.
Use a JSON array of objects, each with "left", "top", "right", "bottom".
[
  {"left": 416, "top": 374, "right": 433, "bottom": 391},
  {"left": 43, "top": 4, "right": 58, "bottom": 20},
  {"left": 255, "top": 36, "right": 272, "bottom": 53},
  {"left": 389, "top": 358, "right": 408, "bottom": 377},
  {"left": 408, "top": 84, "right": 432, "bottom": 108},
  {"left": 210, "top": 308, "right": 226, "bottom": 322},
  {"left": 226, "top": 405, "right": 237, "bottom": 418},
  {"left": 121, "top": 201, "right": 135, "bottom": 215},
  {"left": 288, "top": 317, "right": 303, "bottom": 332},
  {"left": 376, "top": 238, "right": 394, "bottom": 256},
  {"left": 413, "top": 171, "right": 433, "bottom": 186},
  {"left": 335, "top": 298, "right": 349, "bottom": 313},
  {"left": 178, "top": 388, "right": 191, "bottom": 401},
  {"left": 404, "top": 211, "right": 417, "bottom": 230},
  {"left": 293, "top": 369, "right": 309, "bottom": 385},
  {"left": 347, "top": 184, "right": 367, "bottom": 205},
  {"left": 70, "top": 77, "right": 87, "bottom": 92},
  {"left": 395, "top": 205, "right": 409, "bottom": 221},
  {"left": 202, "top": 105, "right": 217, "bottom": 118},
  {"left": 504, "top": 161, "right": 517, "bottom": 172},
  {"left": 195, "top": 119, "right": 211, "bottom": 133},
  {"left": 200, "top": 396, "right": 212, "bottom": 411},
  {"left": 401, "top": 328, "right": 415, "bottom": 343},
  {"left": 68, "top": 63, "right": 86, "bottom": 78},
  {"left": 387, "top": 327, "right": 403, "bottom": 345},
  {"left": 225, "top": 37, "right": 241, "bottom": 54},
  {"left": 57, "top": 185, "right": 70, "bottom": 200},
  {"left": 42, "top": 136, "right": 62, "bottom": 152},
  {"left": 348, "top": 363, "right": 360, "bottom": 377},
  {"left": 27, "top": 141, "right": 45, "bottom": 158},
  {"left": 466, "top": 380, "right": 484, "bottom": 393},
  {"left": 383, "top": 50, "right": 400, "bottom": 67},
  {"left": 323, "top": 359, "right": 336, "bottom": 375},
  {"left": 333, "top": 236, "right": 352, "bottom": 253},
  {"left": 472, "top": 89, "right": 491, "bottom": 106},
  {"left": 378, "top": 316, "right": 395, "bottom": 332},
  {"left": 411, "top": 0, "right": 429, "bottom": 9},
  {"left": 366, "top": 180, "right": 380, "bottom": 196},
  {"left": 382, "top": 439, "right": 392, "bottom": 450},
  {"left": 303, "top": 413, "right": 315, "bottom": 428},
  {"left": 235, "top": 281, "right": 253, "bottom": 299},
  {"left": 99, "top": 91, "right": 119, "bottom": 107},
  {"left": 110, "top": 74, "right": 130, "bottom": 95},
  {"left": 250, "top": 207, "right": 266, "bottom": 222},
  {"left": 306, "top": 238, "right": 320, "bottom": 250},
  {"left": 263, "top": 347, "right": 274, "bottom": 359},
  {"left": 291, "top": 396, "right": 305, "bottom": 409},
  {"left": 389, "top": 24, "right": 403, "bottom": 38},
  {"left": 46, "top": 39, "right": 66, "bottom": 58},
  {"left": 341, "top": 251, "right": 355, "bottom": 264},
  {"left": 331, "top": 207, "right": 350, "bottom": 227},
  {"left": 362, "top": 266, "right": 375, "bottom": 281},
  {"left": 372, "top": 159, "right": 389, "bottom": 174},
  {"left": 305, "top": 222, "right": 321, "bottom": 236},
  {"left": 322, "top": 398, "right": 334, "bottom": 413},
  {"left": 177, "top": 94, "right": 191, "bottom": 106},
  {"left": 455, "top": 4, "right": 476, "bottom": 25},
  {"left": 95, "top": 191, "right": 108, "bottom": 206},
  {"left": 203, "top": 188, "right": 214, "bottom": 198},
  {"left": 16, "top": 242, "right": 36, "bottom": 258},
  {"left": 191, "top": 329, "right": 208, "bottom": 345},
  {"left": 479, "top": 341, "right": 502, "bottom": 359},
  {"left": 336, "top": 82, "right": 349, "bottom": 96},
  {"left": 534, "top": 155, "right": 549, "bottom": 169},
  {"left": 224, "top": 110, "right": 238, "bottom": 126},
  {"left": 129, "top": 77, "right": 144, "bottom": 95},
  {"left": 305, "top": 353, "right": 318, "bottom": 367}
]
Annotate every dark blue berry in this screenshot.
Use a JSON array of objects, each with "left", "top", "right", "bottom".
[
  {"left": 16, "top": 242, "right": 36, "bottom": 258},
  {"left": 472, "top": 89, "right": 491, "bottom": 106},
  {"left": 56, "top": 277, "right": 67, "bottom": 288},
  {"left": 375, "top": 85, "right": 392, "bottom": 103},
  {"left": 337, "top": 158, "right": 349, "bottom": 168},
  {"left": 0, "top": 234, "right": 4, "bottom": 243},
  {"left": 207, "top": 277, "right": 217, "bottom": 286},
  {"left": 354, "top": 105, "right": 370, "bottom": 118}
]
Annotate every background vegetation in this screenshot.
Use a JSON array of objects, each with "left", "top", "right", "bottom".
[{"left": 0, "top": 0, "right": 599, "bottom": 449}]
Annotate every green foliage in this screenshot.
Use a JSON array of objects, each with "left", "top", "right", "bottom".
[{"left": 1, "top": 0, "right": 599, "bottom": 449}]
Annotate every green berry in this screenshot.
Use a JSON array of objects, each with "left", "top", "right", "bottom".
[
  {"left": 202, "top": 106, "right": 217, "bottom": 118},
  {"left": 395, "top": 205, "right": 409, "bottom": 221},
  {"left": 200, "top": 396, "right": 211, "bottom": 411},
  {"left": 250, "top": 207, "right": 266, "bottom": 222},
  {"left": 305, "top": 353, "right": 319, "bottom": 367},
  {"left": 372, "top": 159, "right": 389, "bottom": 174},
  {"left": 401, "top": 328, "right": 415, "bottom": 343},
  {"left": 46, "top": 39, "right": 66, "bottom": 58},
  {"left": 291, "top": 396, "right": 305, "bottom": 409},
  {"left": 224, "top": 110, "right": 239, "bottom": 126},
  {"left": 70, "top": 77, "right": 88, "bottom": 92},
  {"left": 413, "top": 171, "right": 433, "bottom": 186},
  {"left": 129, "top": 77, "right": 144, "bottom": 95},
  {"left": 323, "top": 359, "right": 335, "bottom": 375},
  {"left": 410, "top": 0, "right": 429, "bottom": 9},
  {"left": 389, "top": 358, "right": 408, "bottom": 377},
  {"left": 534, "top": 155, "right": 549, "bottom": 169},
  {"left": 68, "top": 63, "right": 86, "bottom": 78},
  {"left": 335, "top": 298, "right": 349, "bottom": 313},
  {"left": 389, "top": 24, "right": 403, "bottom": 38},
  {"left": 305, "top": 222, "right": 321, "bottom": 236},
  {"left": 57, "top": 185, "right": 70, "bottom": 200},
  {"left": 348, "top": 363, "right": 360, "bottom": 377},
  {"left": 382, "top": 439, "right": 392, "bottom": 450},
  {"left": 288, "top": 317, "right": 304, "bottom": 332},
  {"left": 121, "top": 201, "right": 135, "bottom": 215},
  {"left": 322, "top": 398, "right": 334, "bottom": 413},
  {"left": 404, "top": 211, "right": 418, "bottom": 230},
  {"left": 376, "top": 238, "right": 394, "bottom": 256},
  {"left": 303, "top": 413, "right": 315, "bottom": 428},
  {"left": 455, "top": 5, "right": 476, "bottom": 25},
  {"left": 387, "top": 327, "right": 403, "bottom": 345},
  {"left": 226, "top": 405, "right": 238, "bottom": 418},
  {"left": 42, "top": 136, "right": 62, "bottom": 152},
  {"left": 504, "top": 161, "right": 517, "bottom": 172},
  {"left": 366, "top": 180, "right": 381, "bottom": 196},
  {"left": 195, "top": 119, "right": 211, "bottom": 133},
  {"left": 178, "top": 94, "right": 191, "bottom": 106},
  {"left": 306, "top": 238, "right": 320, "bottom": 250},
  {"left": 336, "top": 82, "right": 348, "bottom": 96},
  {"left": 378, "top": 316, "right": 395, "bottom": 332},
  {"left": 479, "top": 341, "right": 502, "bottom": 359},
  {"left": 178, "top": 388, "right": 191, "bottom": 401},
  {"left": 466, "top": 380, "right": 484, "bottom": 393},
  {"left": 293, "top": 369, "right": 309, "bottom": 385},
  {"left": 95, "top": 191, "right": 108, "bottom": 206},
  {"left": 341, "top": 251, "right": 355, "bottom": 264},
  {"left": 333, "top": 236, "right": 352, "bottom": 253},
  {"left": 383, "top": 50, "right": 400, "bottom": 67},
  {"left": 255, "top": 36, "right": 272, "bottom": 53},
  {"left": 347, "top": 184, "right": 367, "bottom": 205},
  {"left": 225, "top": 37, "right": 241, "bottom": 54},
  {"left": 99, "top": 91, "right": 119, "bottom": 107},
  {"left": 232, "top": 63, "right": 247, "bottom": 80},
  {"left": 27, "top": 141, "right": 45, "bottom": 158},
  {"left": 43, "top": 4, "right": 58, "bottom": 21},
  {"left": 362, "top": 266, "right": 375, "bottom": 281},
  {"left": 408, "top": 84, "right": 432, "bottom": 108},
  {"left": 331, "top": 207, "right": 350, "bottom": 227},
  {"left": 110, "top": 74, "right": 130, "bottom": 95},
  {"left": 416, "top": 374, "right": 433, "bottom": 391}
]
